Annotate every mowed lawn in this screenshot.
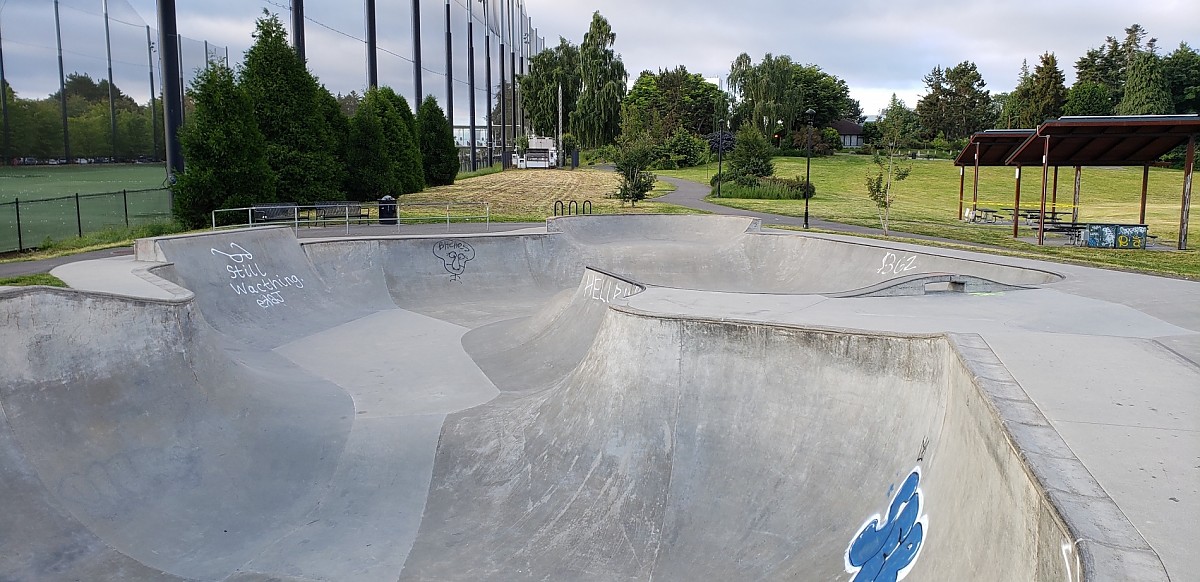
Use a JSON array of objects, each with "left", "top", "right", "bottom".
[
  {"left": 660, "top": 154, "right": 1198, "bottom": 278},
  {"left": 0, "top": 164, "right": 170, "bottom": 202},
  {"left": 404, "top": 167, "right": 697, "bottom": 222}
]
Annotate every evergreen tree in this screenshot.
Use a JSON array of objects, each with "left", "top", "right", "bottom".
[
  {"left": 345, "top": 89, "right": 398, "bottom": 201},
  {"left": 915, "top": 66, "right": 947, "bottom": 140},
  {"left": 571, "top": 12, "right": 627, "bottom": 148},
  {"left": 174, "top": 62, "right": 275, "bottom": 228},
  {"left": 944, "top": 62, "right": 994, "bottom": 139},
  {"left": 1162, "top": 42, "right": 1200, "bottom": 113},
  {"left": 319, "top": 85, "right": 351, "bottom": 195},
  {"left": 1117, "top": 51, "right": 1174, "bottom": 115},
  {"left": 1023, "top": 52, "right": 1067, "bottom": 126},
  {"left": 378, "top": 86, "right": 424, "bottom": 193},
  {"left": 416, "top": 96, "right": 460, "bottom": 186},
  {"left": 1064, "top": 82, "right": 1114, "bottom": 116},
  {"left": 239, "top": 11, "right": 341, "bottom": 203}
]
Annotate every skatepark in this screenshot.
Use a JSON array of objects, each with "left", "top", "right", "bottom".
[{"left": 0, "top": 215, "right": 1195, "bottom": 581}]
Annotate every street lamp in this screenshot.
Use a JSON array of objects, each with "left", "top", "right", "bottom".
[{"left": 803, "top": 108, "right": 815, "bottom": 229}]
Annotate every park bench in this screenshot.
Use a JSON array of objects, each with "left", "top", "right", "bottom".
[
  {"left": 314, "top": 201, "right": 370, "bottom": 226},
  {"left": 251, "top": 202, "right": 298, "bottom": 223}
]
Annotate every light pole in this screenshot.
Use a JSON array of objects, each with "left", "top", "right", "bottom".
[
  {"left": 803, "top": 108, "right": 815, "bottom": 229},
  {"left": 777, "top": 118, "right": 783, "bottom": 149}
]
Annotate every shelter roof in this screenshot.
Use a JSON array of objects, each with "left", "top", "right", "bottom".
[
  {"left": 1005, "top": 115, "right": 1200, "bottom": 166},
  {"left": 953, "top": 130, "right": 1036, "bottom": 166}
]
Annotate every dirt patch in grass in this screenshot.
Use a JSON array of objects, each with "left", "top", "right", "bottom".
[{"left": 400, "top": 168, "right": 702, "bottom": 221}]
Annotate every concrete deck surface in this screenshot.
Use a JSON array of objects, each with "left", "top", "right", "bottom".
[{"left": 0, "top": 215, "right": 1194, "bottom": 581}]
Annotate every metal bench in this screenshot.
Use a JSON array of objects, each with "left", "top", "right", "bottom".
[
  {"left": 314, "top": 201, "right": 370, "bottom": 226},
  {"left": 251, "top": 202, "right": 298, "bottom": 223}
]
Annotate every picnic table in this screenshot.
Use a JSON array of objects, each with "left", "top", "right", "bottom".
[
  {"left": 1001, "top": 207, "right": 1074, "bottom": 225},
  {"left": 969, "top": 207, "right": 1001, "bottom": 223}
]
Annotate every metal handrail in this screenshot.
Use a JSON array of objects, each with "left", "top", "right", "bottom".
[{"left": 210, "top": 201, "right": 491, "bottom": 233}]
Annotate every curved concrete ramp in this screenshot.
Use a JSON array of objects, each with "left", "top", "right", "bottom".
[
  {"left": 402, "top": 309, "right": 1074, "bottom": 580},
  {"left": 1, "top": 215, "right": 1174, "bottom": 581}
]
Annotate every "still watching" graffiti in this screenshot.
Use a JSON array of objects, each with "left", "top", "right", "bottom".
[{"left": 211, "top": 242, "right": 305, "bottom": 309}]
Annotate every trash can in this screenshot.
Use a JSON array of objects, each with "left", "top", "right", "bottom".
[{"left": 378, "top": 195, "right": 397, "bottom": 225}]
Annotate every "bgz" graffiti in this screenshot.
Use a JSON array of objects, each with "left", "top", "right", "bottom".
[
  {"left": 877, "top": 252, "right": 919, "bottom": 276},
  {"left": 845, "top": 467, "right": 928, "bottom": 582}
]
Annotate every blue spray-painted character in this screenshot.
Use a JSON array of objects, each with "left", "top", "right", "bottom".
[{"left": 844, "top": 468, "right": 927, "bottom": 582}]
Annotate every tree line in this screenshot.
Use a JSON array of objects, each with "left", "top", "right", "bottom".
[
  {"left": 1, "top": 73, "right": 163, "bottom": 162},
  {"left": 174, "top": 12, "right": 459, "bottom": 228},
  {"left": 907, "top": 24, "right": 1198, "bottom": 149}
]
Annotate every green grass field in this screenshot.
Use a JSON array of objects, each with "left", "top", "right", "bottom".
[
  {"left": 0, "top": 164, "right": 173, "bottom": 253},
  {"left": 660, "top": 154, "right": 1198, "bottom": 279},
  {"left": 0, "top": 164, "right": 171, "bottom": 202}
]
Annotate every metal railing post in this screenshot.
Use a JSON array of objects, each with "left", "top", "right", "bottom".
[
  {"left": 75, "top": 193, "right": 82, "bottom": 237},
  {"left": 446, "top": 203, "right": 451, "bottom": 232},
  {"left": 486, "top": 203, "right": 490, "bottom": 232},
  {"left": 123, "top": 189, "right": 129, "bottom": 227},
  {"left": 248, "top": 208, "right": 253, "bottom": 226},
  {"left": 345, "top": 205, "right": 350, "bottom": 235},
  {"left": 294, "top": 206, "right": 299, "bottom": 230},
  {"left": 14, "top": 198, "right": 22, "bottom": 252},
  {"left": 212, "top": 210, "right": 217, "bottom": 230}
]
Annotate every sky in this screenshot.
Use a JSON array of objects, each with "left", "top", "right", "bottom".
[{"left": 2, "top": 0, "right": 1197, "bottom": 124}]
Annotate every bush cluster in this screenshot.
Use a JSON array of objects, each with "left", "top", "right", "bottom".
[{"left": 710, "top": 175, "right": 815, "bottom": 200}]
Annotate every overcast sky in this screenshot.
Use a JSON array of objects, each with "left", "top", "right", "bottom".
[{"left": 3, "top": 0, "right": 1196, "bottom": 124}]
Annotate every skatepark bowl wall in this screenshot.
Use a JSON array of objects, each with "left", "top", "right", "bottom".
[{"left": 0, "top": 215, "right": 1166, "bottom": 581}]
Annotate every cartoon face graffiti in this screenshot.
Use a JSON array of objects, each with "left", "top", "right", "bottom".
[
  {"left": 845, "top": 467, "right": 928, "bottom": 582},
  {"left": 433, "top": 239, "right": 475, "bottom": 281}
]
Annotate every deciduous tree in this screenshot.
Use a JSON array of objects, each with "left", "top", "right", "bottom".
[
  {"left": 571, "top": 12, "right": 626, "bottom": 148},
  {"left": 865, "top": 95, "right": 915, "bottom": 236},
  {"left": 520, "top": 38, "right": 580, "bottom": 137}
]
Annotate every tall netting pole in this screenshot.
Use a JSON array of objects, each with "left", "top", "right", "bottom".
[
  {"left": 484, "top": 0, "right": 492, "bottom": 168},
  {"left": 291, "top": 0, "right": 305, "bottom": 61},
  {"left": 365, "top": 0, "right": 377, "bottom": 88},
  {"left": 444, "top": 0, "right": 452, "bottom": 123},
  {"left": 104, "top": 0, "right": 118, "bottom": 160},
  {"left": 412, "top": 0, "right": 423, "bottom": 105},
  {"left": 54, "top": 0, "right": 71, "bottom": 163},
  {"left": 146, "top": 25, "right": 159, "bottom": 161},
  {"left": 468, "top": 0, "right": 477, "bottom": 171},
  {"left": 157, "top": 0, "right": 185, "bottom": 198},
  {"left": 0, "top": 18, "right": 9, "bottom": 166}
]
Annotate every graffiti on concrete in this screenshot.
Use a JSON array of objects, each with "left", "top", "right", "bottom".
[
  {"left": 845, "top": 467, "right": 927, "bottom": 582},
  {"left": 211, "top": 242, "right": 305, "bottom": 308},
  {"left": 877, "top": 252, "right": 919, "bottom": 276},
  {"left": 433, "top": 240, "right": 476, "bottom": 282}
]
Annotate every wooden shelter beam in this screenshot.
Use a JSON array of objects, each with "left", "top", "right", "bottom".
[
  {"left": 1039, "top": 136, "right": 1050, "bottom": 245},
  {"left": 1013, "top": 166, "right": 1022, "bottom": 238},
  {"left": 1139, "top": 164, "right": 1150, "bottom": 225},
  {"left": 1181, "top": 135, "right": 1195, "bottom": 250}
]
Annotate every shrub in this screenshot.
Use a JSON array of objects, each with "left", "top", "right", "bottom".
[
  {"left": 710, "top": 175, "right": 814, "bottom": 200},
  {"left": 729, "top": 125, "right": 774, "bottom": 178}
]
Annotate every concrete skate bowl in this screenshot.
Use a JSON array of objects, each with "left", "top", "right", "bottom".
[{"left": 0, "top": 215, "right": 1163, "bottom": 581}]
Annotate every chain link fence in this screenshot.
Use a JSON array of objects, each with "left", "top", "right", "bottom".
[{"left": 0, "top": 187, "right": 171, "bottom": 253}]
